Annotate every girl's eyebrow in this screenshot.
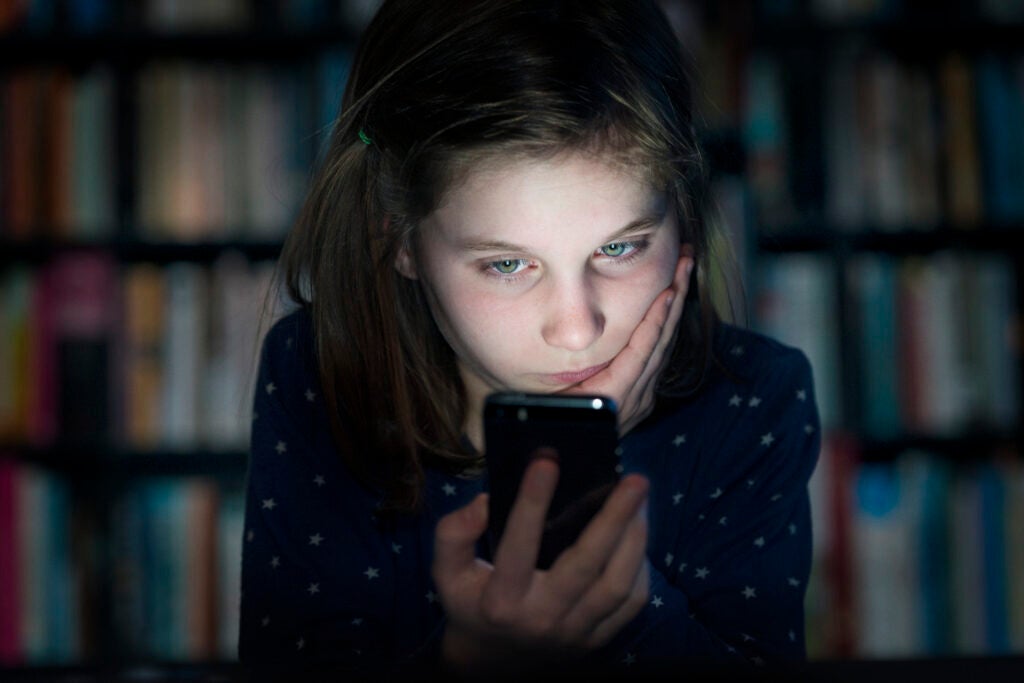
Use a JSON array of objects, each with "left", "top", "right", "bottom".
[{"left": 458, "top": 211, "right": 667, "bottom": 254}]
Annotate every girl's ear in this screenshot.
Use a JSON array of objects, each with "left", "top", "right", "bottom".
[{"left": 394, "top": 242, "right": 419, "bottom": 280}]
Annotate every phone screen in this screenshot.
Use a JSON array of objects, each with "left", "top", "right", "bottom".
[{"left": 483, "top": 392, "right": 621, "bottom": 570}]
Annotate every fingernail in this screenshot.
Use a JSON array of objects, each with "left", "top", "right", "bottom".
[{"left": 665, "top": 293, "right": 674, "bottom": 308}]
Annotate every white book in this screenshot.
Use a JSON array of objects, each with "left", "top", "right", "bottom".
[
  {"left": 754, "top": 254, "right": 841, "bottom": 431},
  {"left": 217, "top": 489, "right": 245, "bottom": 659},
  {"left": 824, "top": 48, "right": 865, "bottom": 230},
  {"left": 162, "top": 263, "right": 206, "bottom": 448}
]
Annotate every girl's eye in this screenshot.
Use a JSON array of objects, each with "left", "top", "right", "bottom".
[
  {"left": 491, "top": 258, "right": 526, "bottom": 275},
  {"left": 599, "top": 241, "right": 641, "bottom": 258}
]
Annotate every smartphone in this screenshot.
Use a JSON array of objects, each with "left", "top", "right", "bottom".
[{"left": 483, "top": 392, "right": 621, "bottom": 570}]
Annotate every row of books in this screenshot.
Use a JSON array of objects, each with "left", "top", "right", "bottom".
[
  {"left": 745, "top": 49, "right": 1024, "bottom": 229},
  {"left": 0, "top": 252, "right": 280, "bottom": 451},
  {"left": 0, "top": 457, "right": 245, "bottom": 664},
  {"left": 806, "top": 436, "right": 1024, "bottom": 658},
  {"left": 110, "top": 477, "right": 245, "bottom": 661},
  {"left": 753, "top": 252, "right": 1020, "bottom": 438},
  {"left": 0, "top": 0, "right": 383, "bottom": 32},
  {"left": 763, "top": 0, "right": 1024, "bottom": 22},
  {"left": 0, "top": 458, "right": 79, "bottom": 664},
  {"left": 1, "top": 53, "right": 353, "bottom": 241}
]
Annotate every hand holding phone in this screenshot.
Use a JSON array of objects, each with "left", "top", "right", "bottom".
[{"left": 483, "top": 392, "right": 621, "bottom": 569}]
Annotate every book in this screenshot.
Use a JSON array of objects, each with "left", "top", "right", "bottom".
[
  {"left": 938, "top": 54, "right": 984, "bottom": 228},
  {"left": 0, "top": 457, "right": 21, "bottom": 665}
]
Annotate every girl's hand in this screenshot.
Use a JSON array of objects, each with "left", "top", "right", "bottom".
[
  {"left": 564, "top": 250, "right": 694, "bottom": 436},
  {"left": 432, "top": 458, "right": 650, "bottom": 674}
]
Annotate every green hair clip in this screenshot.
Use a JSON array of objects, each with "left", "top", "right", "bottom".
[{"left": 358, "top": 128, "right": 373, "bottom": 145}]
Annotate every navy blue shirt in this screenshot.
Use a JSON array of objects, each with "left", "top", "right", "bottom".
[{"left": 239, "top": 309, "right": 820, "bottom": 675}]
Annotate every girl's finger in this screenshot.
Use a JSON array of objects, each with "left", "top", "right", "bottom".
[
  {"left": 432, "top": 493, "right": 490, "bottom": 587},
  {"left": 560, "top": 499, "right": 649, "bottom": 637},
  {"left": 585, "top": 558, "right": 650, "bottom": 650},
  {"left": 546, "top": 474, "right": 649, "bottom": 605},
  {"left": 624, "top": 256, "right": 692, "bottom": 410},
  {"left": 488, "top": 456, "right": 560, "bottom": 596}
]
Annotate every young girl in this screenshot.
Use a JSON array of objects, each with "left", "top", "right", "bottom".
[{"left": 239, "top": 0, "right": 820, "bottom": 677}]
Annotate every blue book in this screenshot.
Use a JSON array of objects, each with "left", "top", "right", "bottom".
[
  {"left": 975, "top": 55, "right": 1024, "bottom": 224},
  {"left": 979, "top": 463, "right": 1010, "bottom": 653},
  {"left": 917, "top": 457, "right": 952, "bottom": 654},
  {"left": 855, "top": 257, "right": 901, "bottom": 439},
  {"left": 317, "top": 49, "right": 354, "bottom": 156}
]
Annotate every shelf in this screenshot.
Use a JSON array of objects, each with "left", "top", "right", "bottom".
[
  {"left": 0, "top": 238, "right": 283, "bottom": 264},
  {"left": 746, "top": 17, "right": 1024, "bottom": 54},
  {"left": 858, "top": 431, "right": 1023, "bottom": 463},
  {"left": 756, "top": 227, "right": 1024, "bottom": 255},
  {"left": 2, "top": 444, "right": 249, "bottom": 482},
  {"left": 0, "top": 29, "right": 357, "bottom": 65}
]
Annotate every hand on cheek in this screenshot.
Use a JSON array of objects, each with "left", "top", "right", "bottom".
[{"left": 563, "top": 251, "right": 694, "bottom": 436}]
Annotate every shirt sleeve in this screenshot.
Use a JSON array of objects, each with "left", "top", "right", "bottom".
[
  {"left": 238, "top": 312, "right": 435, "bottom": 675},
  {"left": 598, "top": 339, "right": 821, "bottom": 673}
]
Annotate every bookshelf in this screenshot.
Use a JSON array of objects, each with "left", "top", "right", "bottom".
[
  {"left": 0, "top": 0, "right": 1023, "bottom": 673},
  {"left": 695, "top": 0, "right": 1024, "bottom": 661}
]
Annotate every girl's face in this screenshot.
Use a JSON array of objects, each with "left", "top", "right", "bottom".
[{"left": 402, "top": 152, "right": 682, "bottom": 424}]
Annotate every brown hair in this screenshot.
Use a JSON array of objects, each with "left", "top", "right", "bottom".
[{"left": 279, "top": 0, "right": 718, "bottom": 512}]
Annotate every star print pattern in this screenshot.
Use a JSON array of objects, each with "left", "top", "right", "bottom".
[{"left": 239, "top": 310, "right": 820, "bottom": 673}]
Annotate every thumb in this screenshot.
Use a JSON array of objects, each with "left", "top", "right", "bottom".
[{"left": 432, "top": 493, "right": 489, "bottom": 582}]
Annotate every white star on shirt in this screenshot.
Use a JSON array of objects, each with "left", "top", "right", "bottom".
[
  {"left": 748, "top": 396, "right": 761, "bottom": 407},
  {"left": 392, "top": 542, "right": 402, "bottom": 554},
  {"left": 261, "top": 616, "right": 270, "bottom": 627},
  {"left": 352, "top": 618, "right": 363, "bottom": 626},
  {"left": 789, "top": 630, "right": 796, "bottom": 642},
  {"left": 747, "top": 478, "right": 756, "bottom": 488},
  {"left": 275, "top": 440, "right": 288, "bottom": 454},
  {"left": 426, "top": 591, "right": 438, "bottom": 604},
  {"left": 789, "top": 523, "right": 797, "bottom": 535},
  {"left": 695, "top": 567, "right": 710, "bottom": 579},
  {"left": 261, "top": 498, "right": 277, "bottom": 510},
  {"left": 719, "top": 516, "right": 728, "bottom": 526},
  {"left": 788, "top": 577, "right": 800, "bottom": 587},
  {"left": 308, "top": 582, "right": 320, "bottom": 595},
  {"left": 309, "top": 533, "right": 324, "bottom": 546},
  {"left": 305, "top": 389, "right": 316, "bottom": 402},
  {"left": 672, "top": 434, "right": 686, "bottom": 447},
  {"left": 678, "top": 562, "right": 688, "bottom": 573},
  {"left": 622, "top": 653, "right": 636, "bottom": 666},
  {"left": 313, "top": 475, "right": 326, "bottom": 487},
  {"left": 710, "top": 487, "right": 722, "bottom": 499},
  {"left": 743, "top": 586, "right": 757, "bottom": 599},
  {"left": 296, "top": 637, "right": 305, "bottom": 650},
  {"left": 246, "top": 529, "right": 254, "bottom": 542},
  {"left": 804, "top": 423, "right": 815, "bottom": 434},
  {"left": 771, "top": 493, "right": 783, "bottom": 502},
  {"left": 651, "top": 595, "right": 664, "bottom": 608},
  {"left": 266, "top": 382, "right": 276, "bottom": 395},
  {"left": 270, "top": 556, "right": 280, "bottom": 568},
  {"left": 672, "top": 492, "right": 683, "bottom": 505},
  {"left": 796, "top": 389, "right": 806, "bottom": 401},
  {"left": 729, "top": 394, "right": 742, "bottom": 407},
  {"left": 753, "top": 536, "right": 765, "bottom": 548},
  {"left": 760, "top": 432, "right": 775, "bottom": 447},
  {"left": 665, "top": 553, "right": 674, "bottom": 567},
  {"left": 442, "top": 483, "right": 457, "bottom": 496},
  {"left": 731, "top": 345, "right": 744, "bottom": 356},
  {"left": 364, "top": 566, "right": 380, "bottom": 580}
]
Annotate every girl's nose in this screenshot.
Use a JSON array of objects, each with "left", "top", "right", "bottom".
[{"left": 540, "top": 280, "right": 605, "bottom": 352}]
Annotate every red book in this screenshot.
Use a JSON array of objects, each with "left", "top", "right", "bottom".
[
  {"left": 824, "top": 431, "right": 858, "bottom": 658},
  {"left": 0, "top": 458, "right": 21, "bottom": 664}
]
